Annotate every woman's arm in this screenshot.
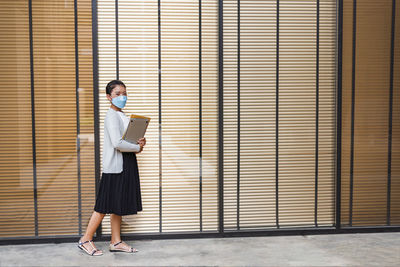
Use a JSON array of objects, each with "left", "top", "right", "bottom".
[{"left": 105, "top": 115, "right": 141, "bottom": 152}]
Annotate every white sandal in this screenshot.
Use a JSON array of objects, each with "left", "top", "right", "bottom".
[
  {"left": 109, "top": 240, "right": 138, "bottom": 253},
  {"left": 78, "top": 238, "right": 103, "bottom": 256}
]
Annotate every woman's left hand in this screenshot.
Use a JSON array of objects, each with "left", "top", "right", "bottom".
[{"left": 138, "top": 137, "right": 146, "bottom": 147}]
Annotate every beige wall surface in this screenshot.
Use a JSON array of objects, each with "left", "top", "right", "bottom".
[
  {"left": 341, "top": 0, "right": 400, "bottom": 226},
  {"left": 223, "top": 0, "right": 336, "bottom": 230},
  {"left": 0, "top": 0, "right": 95, "bottom": 238},
  {"left": 98, "top": 0, "right": 219, "bottom": 234},
  {"left": 0, "top": 0, "right": 399, "bottom": 240}
]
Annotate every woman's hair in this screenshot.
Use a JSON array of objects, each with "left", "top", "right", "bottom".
[{"left": 106, "top": 80, "right": 126, "bottom": 95}]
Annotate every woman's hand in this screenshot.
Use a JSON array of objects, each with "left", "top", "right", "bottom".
[
  {"left": 138, "top": 137, "right": 146, "bottom": 147},
  {"left": 137, "top": 137, "right": 146, "bottom": 153}
]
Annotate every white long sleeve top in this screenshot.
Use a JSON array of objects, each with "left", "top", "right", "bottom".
[{"left": 102, "top": 107, "right": 141, "bottom": 173}]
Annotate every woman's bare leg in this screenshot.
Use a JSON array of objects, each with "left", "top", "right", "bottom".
[
  {"left": 110, "top": 213, "right": 137, "bottom": 251},
  {"left": 79, "top": 211, "right": 105, "bottom": 254},
  {"left": 110, "top": 213, "right": 122, "bottom": 244},
  {"left": 83, "top": 211, "right": 105, "bottom": 240}
]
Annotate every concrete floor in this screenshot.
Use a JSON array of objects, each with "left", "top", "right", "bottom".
[{"left": 0, "top": 232, "right": 399, "bottom": 266}]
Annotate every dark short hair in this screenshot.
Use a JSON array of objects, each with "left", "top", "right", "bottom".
[{"left": 106, "top": 80, "right": 126, "bottom": 95}]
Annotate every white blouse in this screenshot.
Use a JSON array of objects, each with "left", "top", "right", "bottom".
[{"left": 102, "top": 108, "right": 141, "bottom": 173}]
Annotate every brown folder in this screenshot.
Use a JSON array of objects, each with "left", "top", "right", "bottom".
[{"left": 122, "top": 114, "right": 151, "bottom": 144}]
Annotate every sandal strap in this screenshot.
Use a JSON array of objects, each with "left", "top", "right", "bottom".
[
  {"left": 112, "top": 241, "right": 123, "bottom": 246},
  {"left": 79, "top": 239, "right": 98, "bottom": 255},
  {"left": 87, "top": 240, "right": 96, "bottom": 251},
  {"left": 79, "top": 240, "right": 90, "bottom": 245}
]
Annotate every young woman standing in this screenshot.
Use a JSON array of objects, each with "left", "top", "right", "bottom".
[{"left": 78, "top": 80, "right": 146, "bottom": 256}]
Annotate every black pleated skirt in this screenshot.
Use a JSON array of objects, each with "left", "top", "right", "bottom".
[{"left": 94, "top": 152, "right": 142, "bottom": 216}]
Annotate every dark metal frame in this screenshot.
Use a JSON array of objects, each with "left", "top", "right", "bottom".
[
  {"left": 199, "top": 0, "right": 203, "bottom": 232},
  {"left": 218, "top": 0, "right": 224, "bottom": 236},
  {"left": 158, "top": 0, "right": 163, "bottom": 233},
  {"left": 74, "top": 0, "right": 83, "bottom": 237},
  {"left": 28, "top": 0, "right": 39, "bottom": 238},
  {"left": 92, "top": 0, "right": 102, "bottom": 238},
  {"left": 275, "top": 0, "right": 280, "bottom": 229},
  {"left": 115, "top": 0, "right": 119, "bottom": 80},
  {"left": 335, "top": 0, "right": 343, "bottom": 231},
  {"left": 349, "top": 0, "right": 356, "bottom": 227},
  {"left": 2, "top": 0, "right": 400, "bottom": 246},
  {"left": 315, "top": 0, "right": 320, "bottom": 227},
  {"left": 387, "top": 0, "right": 396, "bottom": 226},
  {"left": 237, "top": 0, "right": 241, "bottom": 231}
]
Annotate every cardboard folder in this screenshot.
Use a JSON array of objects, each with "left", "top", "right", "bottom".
[{"left": 122, "top": 114, "right": 151, "bottom": 144}]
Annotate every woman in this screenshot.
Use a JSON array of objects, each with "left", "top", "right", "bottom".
[{"left": 78, "top": 80, "right": 146, "bottom": 256}]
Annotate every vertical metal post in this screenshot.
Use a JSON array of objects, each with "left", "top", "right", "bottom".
[
  {"left": 387, "top": 0, "right": 396, "bottom": 226},
  {"left": 158, "top": 0, "right": 163, "bottom": 233},
  {"left": 74, "top": 0, "right": 82, "bottom": 236},
  {"left": 115, "top": 0, "right": 119, "bottom": 79},
  {"left": 335, "top": 0, "right": 343, "bottom": 231},
  {"left": 92, "top": 0, "right": 102, "bottom": 238},
  {"left": 199, "top": 0, "right": 203, "bottom": 232},
  {"left": 349, "top": 0, "right": 357, "bottom": 227},
  {"left": 28, "top": 0, "right": 39, "bottom": 237},
  {"left": 275, "top": 0, "right": 280, "bottom": 229},
  {"left": 237, "top": 0, "right": 240, "bottom": 231},
  {"left": 218, "top": 0, "right": 224, "bottom": 236},
  {"left": 315, "top": 0, "right": 320, "bottom": 228}
]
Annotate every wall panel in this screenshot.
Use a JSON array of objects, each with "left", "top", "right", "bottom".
[
  {"left": 0, "top": 0, "right": 35, "bottom": 237},
  {"left": 98, "top": 0, "right": 219, "bottom": 234},
  {"left": 223, "top": 0, "right": 336, "bottom": 230},
  {"left": 391, "top": 0, "right": 400, "bottom": 225},
  {"left": 0, "top": 0, "right": 95, "bottom": 238},
  {"left": 341, "top": 0, "right": 400, "bottom": 227}
]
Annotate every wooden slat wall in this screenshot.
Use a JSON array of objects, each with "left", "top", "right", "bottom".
[
  {"left": 0, "top": 1, "right": 35, "bottom": 237},
  {"left": 353, "top": 0, "right": 390, "bottom": 226},
  {"left": 223, "top": 0, "right": 336, "bottom": 230},
  {"left": 0, "top": 0, "right": 95, "bottom": 238},
  {"left": 98, "top": 0, "right": 161, "bottom": 234},
  {"left": 223, "top": 0, "right": 278, "bottom": 230},
  {"left": 98, "top": 0, "right": 219, "bottom": 234},
  {"left": 160, "top": 0, "right": 201, "bottom": 232},
  {"left": 118, "top": 0, "right": 161, "bottom": 233},
  {"left": 340, "top": 0, "right": 353, "bottom": 226},
  {"left": 97, "top": 0, "right": 118, "bottom": 233},
  {"left": 222, "top": 0, "right": 241, "bottom": 230},
  {"left": 341, "top": 0, "right": 400, "bottom": 226},
  {"left": 1, "top": 0, "right": 398, "bottom": 240},
  {"left": 77, "top": 0, "right": 96, "bottom": 235},
  {"left": 317, "top": 0, "right": 337, "bottom": 226},
  {"left": 200, "top": 0, "right": 219, "bottom": 231},
  {"left": 278, "top": 0, "right": 318, "bottom": 227},
  {"left": 33, "top": 0, "right": 79, "bottom": 235},
  {"left": 391, "top": 0, "right": 400, "bottom": 225}
]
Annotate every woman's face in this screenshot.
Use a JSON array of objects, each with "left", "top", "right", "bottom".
[{"left": 107, "top": 84, "right": 127, "bottom": 101}]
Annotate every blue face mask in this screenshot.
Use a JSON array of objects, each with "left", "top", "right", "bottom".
[{"left": 111, "top": 95, "right": 127, "bottom": 109}]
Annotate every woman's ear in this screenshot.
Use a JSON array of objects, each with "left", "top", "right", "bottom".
[{"left": 106, "top": 94, "right": 112, "bottom": 101}]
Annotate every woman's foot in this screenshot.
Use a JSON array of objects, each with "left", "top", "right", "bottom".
[
  {"left": 78, "top": 237, "right": 103, "bottom": 256},
  {"left": 109, "top": 240, "right": 138, "bottom": 253}
]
